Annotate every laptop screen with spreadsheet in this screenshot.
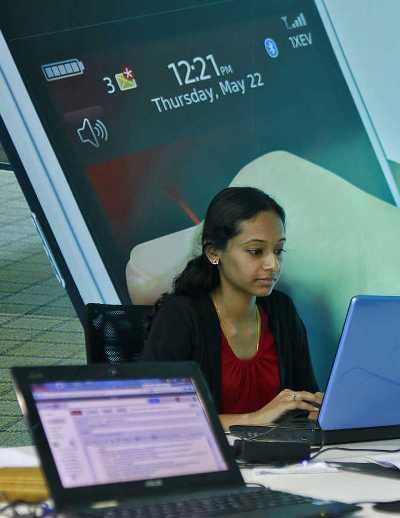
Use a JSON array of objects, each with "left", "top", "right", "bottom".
[
  {"left": 13, "top": 363, "right": 243, "bottom": 510},
  {"left": 31, "top": 377, "right": 228, "bottom": 488}
]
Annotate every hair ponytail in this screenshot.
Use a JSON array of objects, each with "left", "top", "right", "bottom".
[
  {"left": 144, "top": 254, "right": 217, "bottom": 338},
  {"left": 173, "top": 254, "right": 218, "bottom": 296}
]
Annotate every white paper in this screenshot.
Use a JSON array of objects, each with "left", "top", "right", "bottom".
[
  {"left": 251, "top": 461, "right": 338, "bottom": 475},
  {"left": 368, "top": 451, "right": 400, "bottom": 470},
  {"left": 0, "top": 446, "right": 39, "bottom": 468}
]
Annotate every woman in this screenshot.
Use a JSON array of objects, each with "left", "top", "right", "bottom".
[{"left": 141, "top": 187, "right": 322, "bottom": 430}]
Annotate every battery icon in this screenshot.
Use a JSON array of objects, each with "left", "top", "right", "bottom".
[{"left": 41, "top": 59, "right": 85, "bottom": 81}]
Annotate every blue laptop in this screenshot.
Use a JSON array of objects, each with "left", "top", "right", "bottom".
[{"left": 231, "top": 295, "right": 400, "bottom": 445}]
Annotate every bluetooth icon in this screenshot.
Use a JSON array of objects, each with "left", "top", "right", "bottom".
[{"left": 264, "top": 38, "right": 279, "bottom": 59}]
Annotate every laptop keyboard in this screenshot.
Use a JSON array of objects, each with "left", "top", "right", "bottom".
[{"left": 77, "top": 488, "right": 315, "bottom": 518}]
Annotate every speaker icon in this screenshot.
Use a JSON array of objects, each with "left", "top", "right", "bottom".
[{"left": 77, "top": 117, "right": 109, "bottom": 148}]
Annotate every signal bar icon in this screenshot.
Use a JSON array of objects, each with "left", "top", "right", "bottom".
[
  {"left": 42, "top": 59, "right": 85, "bottom": 81},
  {"left": 281, "top": 12, "right": 307, "bottom": 30},
  {"left": 77, "top": 118, "right": 109, "bottom": 148}
]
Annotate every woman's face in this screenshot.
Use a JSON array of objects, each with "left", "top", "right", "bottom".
[{"left": 216, "top": 210, "right": 285, "bottom": 298}]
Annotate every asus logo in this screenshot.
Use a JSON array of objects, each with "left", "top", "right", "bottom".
[
  {"left": 145, "top": 479, "right": 163, "bottom": 487},
  {"left": 91, "top": 500, "right": 118, "bottom": 509}
]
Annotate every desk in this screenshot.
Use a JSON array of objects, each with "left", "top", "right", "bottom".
[
  {"left": 1, "top": 442, "right": 399, "bottom": 517},
  {"left": 242, "top": 439, "right": 400, "bottom": 517}
]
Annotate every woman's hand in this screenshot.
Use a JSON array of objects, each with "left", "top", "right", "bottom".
[
  {"left": 220, "top": 389, "right": 323, "bottom": 430},
  {"left": 250, "top": 389, "right": 323, "bottom": 425}
]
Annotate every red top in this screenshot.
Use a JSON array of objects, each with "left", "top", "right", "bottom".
[{"left": 220, "top": 307, "right": 281, "bottom": 414}]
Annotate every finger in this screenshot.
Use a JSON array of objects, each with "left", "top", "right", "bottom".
[
  {"left": 314, "top": 392, "right": 324, "bottom": 403},
  {"left": 276, "top": 389, "right": 296, "bottom": 402},
  {"left": 285, "top": 391, "right": 297, "bottom": 402},
  {"left": 285, "top": 400, "right": 319, "bottom": 413},
  {"left": 298, "top": 401, "right": 320, "bottom": 412},
  {"left": 296, "top": 391, "right": 322, "bottom": 404},
  {"left": 308, "top": 410, "right": 319, "bottom": 421}
]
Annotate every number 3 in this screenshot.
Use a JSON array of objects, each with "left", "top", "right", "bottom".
[{"left": 103, "top": 77, "right": 116, "bottom": 94}]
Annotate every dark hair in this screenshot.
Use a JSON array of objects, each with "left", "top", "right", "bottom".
[
  {"left": 173, "top": 186, "right": 285, "bottom": 297},
  {"left": 145, "top": 187, "right": 285, "bottom": 337}
]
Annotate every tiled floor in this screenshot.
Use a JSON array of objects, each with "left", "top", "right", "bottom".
[{"left": 0, "top": 168, "right": 85, "bottom": 447}]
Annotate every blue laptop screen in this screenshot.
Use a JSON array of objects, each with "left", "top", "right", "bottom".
[
  {"left": 318, "top": 296, "right": 400, "bottom": 431},
  {"left": 31, "top": 378, "right": 228, "bottom": 488}
]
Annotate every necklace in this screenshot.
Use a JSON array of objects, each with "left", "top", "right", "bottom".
[{"left": 214, "top": 302, "right": 261, "bottom": 353}]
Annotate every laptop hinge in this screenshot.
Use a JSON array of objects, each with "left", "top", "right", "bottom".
[{"left": 91, "top": 500, "right": 119, "bottom": 509}]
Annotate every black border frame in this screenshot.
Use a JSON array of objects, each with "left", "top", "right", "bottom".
[{"left": 11, "top": 362, "right": 242, "bottom": 512}]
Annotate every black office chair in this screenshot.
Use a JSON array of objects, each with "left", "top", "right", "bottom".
[{"left": 84, "top": 303, "right": 153, "bottom": 364}]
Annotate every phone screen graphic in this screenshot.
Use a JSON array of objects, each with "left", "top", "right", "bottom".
[{"left": 1, "top": 0, "right": 397, "bottom": 307}]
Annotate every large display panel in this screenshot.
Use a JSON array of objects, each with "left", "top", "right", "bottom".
[{"left": 1, "top": 0, "right": 400, "bottom": 383}]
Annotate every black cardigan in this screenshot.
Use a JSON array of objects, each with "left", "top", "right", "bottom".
[{"left": 141, "top": 290, "right": 318, "bottom": 411}]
